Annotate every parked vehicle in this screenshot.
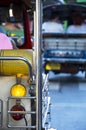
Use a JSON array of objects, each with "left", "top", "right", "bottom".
[
  {"left": 43, "top": 3, "right": 86, "bottom": 77},
  {"left": 0, "top": 0, "right": 51, "bottom": 130}
]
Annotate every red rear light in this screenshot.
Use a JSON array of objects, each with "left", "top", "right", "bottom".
[{"left": 11, "top": 104, "right": 25, "bottom": 120}]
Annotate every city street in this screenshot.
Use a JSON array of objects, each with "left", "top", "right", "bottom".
[{"left": 49, "top": 72, "right": 86, "bottom": 130}]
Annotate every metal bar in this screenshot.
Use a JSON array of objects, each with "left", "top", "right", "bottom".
[
  {"left": 36, "top": 0, "right": 43, "bottom": 129},
  {"left": 8, "top": 111, "right": 36, "bottom": 114},
  {"left": 8, "top": 125, "right": 36, "bottom": 129},
  {"left": 43, "top": 58, "right": 86, "bottom": 63},
  {"left": 8, "top": 96, "right": 36, "bottom": 99},
  {"left": 0, "top": 99, "right": 3, "bottom": 127}
]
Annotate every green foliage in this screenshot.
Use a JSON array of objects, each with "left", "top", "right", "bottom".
[{"left": 77, "top": 0, "right": 86, "bottom": 2}]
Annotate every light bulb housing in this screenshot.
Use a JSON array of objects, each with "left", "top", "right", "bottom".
[
  {"left": 10, "top": 84, "right": 26, "bottom": 97},
  {"left": 10, "top": 104, "right": 25, "bottom": 120}
]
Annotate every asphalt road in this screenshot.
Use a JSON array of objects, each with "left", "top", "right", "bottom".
[{"left": 49, "top": 71, "right": 86, "bottom": 130}]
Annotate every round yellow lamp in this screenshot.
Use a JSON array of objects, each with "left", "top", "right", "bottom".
[{"left": 11, "top": 84, "right": 26, "bottom": 97}]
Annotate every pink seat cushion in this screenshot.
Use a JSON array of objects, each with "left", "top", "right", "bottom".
[{"left": 0, "top": 33, "right": 13, "bottom": 49}]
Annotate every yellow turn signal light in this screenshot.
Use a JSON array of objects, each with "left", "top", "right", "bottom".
[{"left": 11, "top": 84, "right": 26, "bottom": 97}]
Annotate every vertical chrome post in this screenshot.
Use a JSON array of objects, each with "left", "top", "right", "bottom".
[{"left": 35, "top": 0, "right": 43, "bottom": 130}]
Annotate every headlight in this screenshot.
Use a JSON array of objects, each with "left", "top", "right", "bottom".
[{"left": 11, "top": 84, "right": 26, "bottom": 97}]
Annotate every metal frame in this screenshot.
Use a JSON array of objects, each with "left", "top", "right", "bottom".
[
  {"left": 35, "top": 0, "right": 43, "bottom": 129},
  {"left": 7, "top": 96, "right": 36, "bottom": 129},
  {"left": 0, "top": 56, "right": 34, "bottom": 129}
]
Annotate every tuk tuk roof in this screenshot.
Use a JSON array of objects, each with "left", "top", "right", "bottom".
[{"left": 43, "top": 3, "right": 86, "bottom": 21}]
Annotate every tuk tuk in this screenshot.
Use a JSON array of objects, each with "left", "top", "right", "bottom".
[
  {"left": 0, "top": 0, "right": 51, "bottom": 130},
  {"left": 43, "top": 3, "right": 86, "bottom": 77}
]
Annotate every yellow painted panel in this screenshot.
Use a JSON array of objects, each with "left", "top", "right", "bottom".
[{"left": 0, "top": 49, "right": 33, "bottom": 76}]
